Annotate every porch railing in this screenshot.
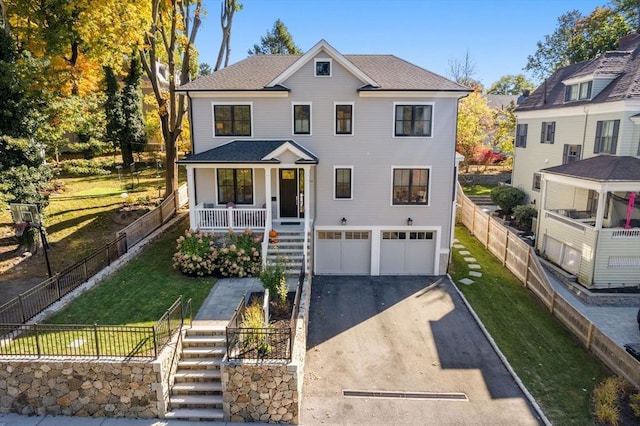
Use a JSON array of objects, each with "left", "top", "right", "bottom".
[{"left": 194, "top": 207, "right": 266, "bottom": 230}]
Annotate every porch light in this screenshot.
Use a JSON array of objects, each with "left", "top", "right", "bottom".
[
  {"left": 407, "top": 217, "right": 413, "bottom": 226},
  {"left": 341, "top": 217, "right": 347, "bottom": 226}
]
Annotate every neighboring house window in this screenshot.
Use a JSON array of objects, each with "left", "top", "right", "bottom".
[
  {"left": 562, "top": 144, "right": 582, "bottom": 164},
  {"left": 334, "top": 167, "right": 353, "bottom": 199},
  {"left": 315, "top": 59, "right": 331, "bottom": 77},
  {"left": 540, "top": 121, "right": 555, "bottom": 144},
  {"left": 213, "top": 104, "right": 251, "bottom": 136},
  {"left": 392, "top": 168, "right": 429, "bottom": 205},
  {"left": 335, "top": 104, "right": 353, "bottom": 135},
  {"left": 515, "top": 123, "right": 528, "bottom": 148},
  {"left": 564, "top": 81, "right": 592, "bottom": 102},
  {"left": 587, "top": 190, "right": 598, "bottom": 216},
  {"left": 394, "top": 104, "right": 433, "bottom": 137},
  {"left": 217, "top": 169, "right": 253, "bottom": 205},
  {"left": 594, "top": 120, "right": 619, "bottom": 154},
  {"left": 532, "top": 172, "right": 541, "bottom": 192},
  {"left": 293, "top": 103, "right": 311, "bottom": 135}
]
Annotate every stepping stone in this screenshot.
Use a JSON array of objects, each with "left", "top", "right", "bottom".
[
  {"left": 468, "top": 264, "right": 481, "bottom": 269},
  {"left": 469, "top": 271, "right": 483, "bottom": 278},
  {"left": 459, "top": 250, "right": 471, "bottom": 255},
  {"left": 464, "top": 257, "right": 476, "bottom": 262},
  {"left": 459, "top": 278, "right": 474, "bottom": 285},
  {"left": 453, "top": 244, "right": 465, "bottom": 249},
  {"left": 453, "top": 239, "right": 459, "bottom": 243}
]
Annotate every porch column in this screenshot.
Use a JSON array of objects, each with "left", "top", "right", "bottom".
[
  {"left": 265, "top": 167, "right": 272, "bottom": 230},
  {"left": 303, "top": 165, "right": 311, "bottom": 271},
  {"left": 594, "top": 187, "right": 607, "bottom": 230},
  {"left": 186, "top": 166, "right": 196, "bottom": 230}
]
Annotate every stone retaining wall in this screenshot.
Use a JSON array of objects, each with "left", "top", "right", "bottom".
[
  {"left": 459, "top": 172, "right": 511, "bottom": 186},
  {"left": 0, "top": 337, "right": 179, "bottom": 418}
]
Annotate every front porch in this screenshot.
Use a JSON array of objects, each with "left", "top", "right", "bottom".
[{"left": 536, "top": 156, "right": 640, "bottom": 289}]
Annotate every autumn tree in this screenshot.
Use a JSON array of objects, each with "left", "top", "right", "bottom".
[
  {"left": 487, "top": 74, "right": 535, "bottom": 95},
  {"left": 140, "top": 0, "right": 203, "bottom": 196},
  {"left": 248, "top": 19, "right": 302, "bottom": 55},
  {"left": 612, "top": 0, "right": 640, "bottom": 32},
  {"left": 456, "top": 91, "right": 494, "bottom": 172}
]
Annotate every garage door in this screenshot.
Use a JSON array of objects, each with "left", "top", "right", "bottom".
[
  {"left": 315, "top": 231, "right": 370, "bottom": 274},
  {"left": 380, "top": 231, "right": 435, "bottom": 275}
]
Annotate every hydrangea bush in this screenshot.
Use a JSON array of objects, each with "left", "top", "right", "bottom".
[{"left": 173, "top": 228, "right": 262, "bottom": 278}]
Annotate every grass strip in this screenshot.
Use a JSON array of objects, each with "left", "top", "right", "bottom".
[{"left": 450, "top": 226, "right": 610, "bottom": 425}]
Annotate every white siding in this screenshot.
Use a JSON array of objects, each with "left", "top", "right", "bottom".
[{"left": 593, "top": 231, "right": 640, "bottom": 287}]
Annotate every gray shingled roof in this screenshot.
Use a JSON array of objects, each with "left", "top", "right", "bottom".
[
  {"left": 517, "top": 34, "right": 640, "bottom": 111},
  {"left": 541, "top": 155, "right": 640, "bottom": 181},
  {"left": 177, "top": 140, "right": 318, "bottom": 164},
  {"left": 178, "top": 53, "right": 469, "bottom": 92}
]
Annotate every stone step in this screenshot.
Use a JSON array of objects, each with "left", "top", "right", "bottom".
[
  {"left": 164, "top": 408, "right": 224, "bottom": 421},
  {"left": 182, "top": 335, "right": 226, "bottom": 347},
  {"left": 185, "top": 326, "right": 225, "bottom": 336},
  {"left": 182, "top": 347, "right": 226, "bottom": 358},
  {"left": 169, "top": 394, "right": 223, "bottom": 408},
  {"left": 178, "top": 358, "right": 222, "bottom": 369},
  {"left": 171, "top": 382, "right": 222, "bottom": 394},
  {"left": 173, "top": 369, "right": 221, "bottom": 382}
]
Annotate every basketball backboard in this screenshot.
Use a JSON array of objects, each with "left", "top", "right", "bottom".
[{"left": 9, "top": 203, "right": 40, "bottom": 225}]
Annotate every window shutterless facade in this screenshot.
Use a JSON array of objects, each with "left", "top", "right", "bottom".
[
  {"left": 562, "top": 144, "right": 582, "bottom": 164},
  {"left": 515, "top": 123, "right": 528, "bottom": 147},
  {"left": 594, "top": 120, "right": 619, "bottom": 154},
  {"left": 314, "top": 59, "right": 331, "bottom": 77},
  {"left": 564, "top": 81, "right": 592, "bottom": 102},
  {"left": 293, "top": 103, "right": 311, "bottom": 135},
  {"left": 540, "top": 121, "right": 555, "bottom": 144},
  {"left": 335, "top": 104, "right": 353, "bottom": 135},
  {"left": 213, "top": 104, "right": 251, "bottom": 137},
  {"left": 217, "top": 169, "right": 253, "bottom": 205},
  {"left": 334, "top": 167, "right": 353, "bottom": 200},
  {"left": 394, "top": 104, "right": 433, "bottom": 137},
  {"left": 532, "top": 172, "right": 541, "bottom": 192},
  {"left": 392, "top": 168, "right": 429, "bottom": 205}
]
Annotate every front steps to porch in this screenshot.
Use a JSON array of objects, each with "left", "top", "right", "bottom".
[
  {"left": 164, "top": 325, "right": 226, "bottom": 422},
  {"left": 267, "top": 228, "right": 311, "bottom": 276}
]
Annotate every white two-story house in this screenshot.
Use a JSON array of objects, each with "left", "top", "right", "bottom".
[
  {"left": 512, "top": 34, "right": 640, "bottom": 289},
  {"left": 177, "top": 40, "right": 470, "bottom": 276}
]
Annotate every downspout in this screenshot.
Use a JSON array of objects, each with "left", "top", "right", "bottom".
[
  {"left": 187, "top": 91, "right": 195, "bottom": 155},
  {"left": 582, "top": 107, "right": 589, "bottom": 149}
]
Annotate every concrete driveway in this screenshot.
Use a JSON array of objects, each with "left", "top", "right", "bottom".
[{"left": 302, "top": 276, "right": 544, "bottom": 425}]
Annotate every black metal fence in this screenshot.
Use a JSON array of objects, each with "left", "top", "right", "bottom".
[
  {"left": 226, "top": 259, "right": 305, "bottom": 361},
  {"left": 0, "top": 296, "right": 191, "bottom": 359},
  {"left": 0, "top": 234, "right": 128, "bottom": 328}
]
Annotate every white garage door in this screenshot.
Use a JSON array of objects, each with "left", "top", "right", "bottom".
[
  {"left": 315, "top": 231, "right": 370, "bottom": 274},
  {"left": 380, "top": 231, "right": 435, "bottom": 275}
]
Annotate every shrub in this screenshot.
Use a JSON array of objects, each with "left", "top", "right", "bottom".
[
  {"left": 593, "top": 376, "right": 626, "bottom": 425},
  {"left": 490, "top": 186, "right": 526, "bottom": 214},
  {"left": 239, "top": 302, "right": 271, "bottom": 355},
  {"left": 216, "top": 229, "right": 262, "bottom": 277},
  {"left": 512, "top": 205, "right": 537, "bottom": 231},
  {"left": 59, "top": 159, "right": 112, "bottom": 176},
  {"left": 172, "top": 229, "right": 218, "bottom": 276},
  {"left": 260, "top": 259, "right": 288, "bottom": 305},
  {"left": 630, "top": 392, "right": 640, "bottom": 418}
]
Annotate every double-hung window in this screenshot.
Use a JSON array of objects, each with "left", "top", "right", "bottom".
[
  {"left": 562, "top": 144, "right": 582, "bottom": 164},
  {"left": 515, "top": 123, "right": 528, "bottom": 148},
  {"left": 335, "top": 104, "right": 353, "bottom": 135},
  {"left": 334, "top": 167, "right": 352, "bottom": 200},
  {"left": 293, "top": 103, "right": 311, "bottom": 135},
  {"left": 392, "top": 168, "right": 429, "bottom": 205},
  {"left": 540, "top": 121, "right": 555, "bottom": 144},
  {"left": 217, "top": 169, "right": 253, "bottom": 205},
  {"left": 594, "top": 120, "right": 619, "bottom": 154},
  {"left": 213, "top": 104, "right": 251, "bottom": 137},
  {"left": 394, "top": 104, "right": 432, "bottom": 137},
  {"left": 532, "top": 172, "right": 541, "bottom": 192},
  {"left": 564, "top": 81, "right": 592, "bottom": 102}
]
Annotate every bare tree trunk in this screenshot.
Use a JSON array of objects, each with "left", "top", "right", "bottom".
[
  {"left": 0, "top": 0, "right": 10, "bottom": 35},
  {"left": 214, "top": 0, "right": 237, "bottom": 71}
]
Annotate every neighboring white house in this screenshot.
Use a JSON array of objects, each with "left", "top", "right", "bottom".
[
  {"left": 176, "top": 40, "right": 470, "bottom": 276},
  {"left": 512, "top": 33, "right": 640, "bottom": 289}
]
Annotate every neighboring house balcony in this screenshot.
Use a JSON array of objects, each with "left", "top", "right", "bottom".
[{"left": 536, "top": 156, "right": 640, "bottom": 289}]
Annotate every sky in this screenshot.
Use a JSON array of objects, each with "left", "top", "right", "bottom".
[{"left": 195, "top": 0, "right": 606, "bottom": 88}]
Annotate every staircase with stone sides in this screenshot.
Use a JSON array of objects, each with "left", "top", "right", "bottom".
[
  {"left": 267, "top": 229, "right": 311, "bottom": 276},
  {"left": 164, "top": 325, "right": 226, "bottom": 421}
]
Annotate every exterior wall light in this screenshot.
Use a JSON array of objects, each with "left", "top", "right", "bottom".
[
  {"left": 407, "top": 217, "right": 413, "bottom": 226},
  {"left": 341, "top": 217, "right": 347, "bottom": 225}
]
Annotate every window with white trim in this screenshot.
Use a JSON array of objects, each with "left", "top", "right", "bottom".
[
  {"left": 314, "top": 59, "right": 331, "bottom": 77},
  {"left": 334, "top": 167, "right": 352, "bottom": 200},
  {"left": 392, "top": 168, "right": 429, "bottom": 205},
  {"left": 562, "top": 144, "right": 582, "bottom": 164},
  {"left": 540, "top": 121, "right": 555, "bottom": 144},
  {"left": 213, "top": 104, "right": 251, "bottom": 136},
  {"left": 564, "top": 81, "right": 592, "bottom": 102},
  {"left": 335, "top": 104, "right": 353, "bottom": 135},
  {"left": 293, "top": 103, "right": 311, "bottom": 135},
  {"left": 532, "top": 172, "right": 541, "bottom": 192},
  {"left": 594, "top": 120, "right": 619, "bottom": 154},
  {"left": 515, "top": 123, "right": 528, "bottom": 148},
  {"left": 394, "top": 104, "right": 432, "bottom": 137},
  {"left": 217, "top": 169, "right": 253, "bottom": 205}
]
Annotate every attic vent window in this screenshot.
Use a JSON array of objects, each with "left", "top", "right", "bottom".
[
  {"left": 564, "top": 81, "right": 592, "bottom": 102},
  {"left": 315, "top": 59, "right": 331, "bottom": 77}
]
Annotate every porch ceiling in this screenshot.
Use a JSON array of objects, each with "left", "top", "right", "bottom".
[
  {"left": 177, "top": 139, "right": 318, "bottom": 165},
  {"left": 541, "top": 155, "right": 640, "bottom": 182}
]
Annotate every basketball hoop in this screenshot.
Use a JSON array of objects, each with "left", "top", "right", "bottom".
[{"left": 15, "top": 222, "right": 28, "bottom": 237}]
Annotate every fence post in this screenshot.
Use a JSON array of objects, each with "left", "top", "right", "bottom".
[
  {"left": 228, "top": 207, "right": 234, "bottom": 229},
  {"left": 18, "top": 294, "right": 26, "bottom": 324},
  {"left": 54, "top": 273, "right": 62, "bottom": 300},
  {"left": 502, "top": 231, "right": 509, "bottom": 265},
  {"left": 524, "top": 250, "right": 531, "bottom": 288},
  {"left": 549, "top": 291, "right": 556, "bottom": 313},
  {"left": 106, "top": 243, "right": 111, "bottom": 266},
  {"left": 35, "top": 324, "right": 41, "bottom": 357},
  {"left": 83, "top": 258, "right": 88, "bottom": 281},
  {"left": 586, "top": 322, "right": 594, "bottom": 349},
  {"left": 94, "top": 323, "right": 100, "bottom": 358},
  {"left": 152, "top": 327, "right": 158, "bottom": 358}
]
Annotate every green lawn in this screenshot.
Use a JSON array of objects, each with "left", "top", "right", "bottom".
[
  {"left": 450, "top": 226, "right": 610, "bottom": 425},
  {"left": 461, "top": 183, "right": 495, "bottom": 196}
]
